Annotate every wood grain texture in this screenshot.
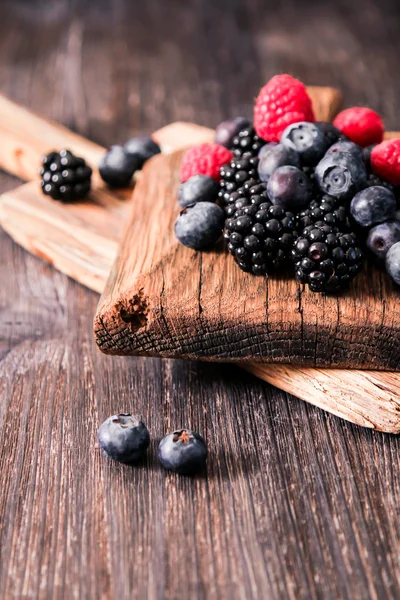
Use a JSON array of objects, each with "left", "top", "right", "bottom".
[
  {"left": 2, "top": 1, "right": 400, "bottom": 599},
  {"left": 244, "top": 363, "right": 400, "bottom": 431}
]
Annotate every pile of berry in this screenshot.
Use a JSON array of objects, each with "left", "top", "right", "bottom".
[
  {"left": 175, "top": 74, "right": 400, "bottom": 292},
  {"left": 39, "top": 135, "right": 161, "bottom": 201}
]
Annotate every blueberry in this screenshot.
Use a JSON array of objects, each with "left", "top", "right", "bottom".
[
  {"left": 215, "top": 117, "right": 251, "bottom": 148},
  {"left": 366, "top": 221, "right": 400, "bottom": 260},
  {"left": 124, "top": 135, "right": 161, "bottom": 168},
  {"left": 267, "top": 166, "right": 312, "bottom": 211},
  {"left": 315, "top": 152, "right": 367, "bottom": 200},
  {"left": 350, "top": 186, "right": 396, "bottom": 228},
  {"left": 316, "top": 121, "right": 347, "bottom": 146},
  {"left": 178, "top": 175, "right": 219, "bottom": 208},
  {"left": 257, "top": 143, "right": 300, "bottom": 181},
  {"left": 281, "top": 122, "right": 328, "bottom": 166},
  {"left": 158, "top": 429, "right": 207, "bottom": 475},
  {"left": 386, "top": 241, "right": 400, "bottom": 285},
  {"left": 174, "top": 202, "right": 225, "bottom": 249},
  {"left": 99, "top": 145, "right": 141, "bottom": 187},
  {"left": 98, "top": 413, "right": 150, "bottom": 463},
  {"left": 325, "top": 141, "right": 364, "bottom": 161}
]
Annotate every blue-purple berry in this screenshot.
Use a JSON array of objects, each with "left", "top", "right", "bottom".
[
  {"left": 99, "top": 145, "right": 141, "bottom": 187},
  {"left": 158, "top": 429, "right": 207, "bottom": 475},
  {"left": 178, "top": 175, "right": 219, "bottom": 208},
  {"left": 124, "top": 135, "right": 161, "bottom": 168},
  {"left": 175, "top": 202, "right": 225, "bottom": 249},
  {"left": 315, "top": 151, "right": 367, "bottom": 200},
  {"left": 98, "top": 413, "right": 150, "bottom": 463},
  {"left": 281, "top": 121, "right": 328, "bottom": 166},
  {"left": 257, "top": 143, "right": 300, "bottom": 181},
  {"left": 267, "top": 165, "right": 312, "bottom": 210},
  {"left": 366, "top": 221, "right": 400, "bottom": 260},
  {"left": 350, "top": 186, "right": 396, "bottom": 228},
  {"left": 386, "top": 241, "right": 400, "bottom": 285},
  {"left": 325, "top": 141, "right": 364, "bottom": 161}
]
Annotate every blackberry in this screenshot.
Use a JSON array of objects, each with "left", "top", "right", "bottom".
[
  {"left": 39, "top": 149, "right": 92, "bottom": 202},
  {"left": 297, "top": 195, "right": 351, "bottom": 232},
  {"left": 293, "top": 223, "right": 363, "bottom": 293},
  {"left": 231, "top": 126, "right": 266, "bottom": 159},
  {"left": 224, "top": 196, "right": 298, "bottom": 275},
  {"left": 219, "top": 155, "right": 261, "bottom": 205},
  {"left": 365, "top": 172, "right": 394, "bottom": 194},
  {"left": 223, "top": 182, "right": 269, "bottom": 218}
]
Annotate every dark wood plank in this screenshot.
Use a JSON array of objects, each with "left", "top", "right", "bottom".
[{"left": 1, "top": 0, "right": 400, "bottom": 599}]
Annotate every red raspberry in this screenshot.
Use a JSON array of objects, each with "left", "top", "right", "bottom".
[
  {"left": 254, "top": 74, "right": 314, "bottom": 142},
  {"left": 371, "top": 139, "right": 400, "bottom": 186},
  {"left": 333, "top": 107, "right": 384, "bottom": 147},
  {"left": 180, "top": 143, "right": 233, "bottom": 182}
]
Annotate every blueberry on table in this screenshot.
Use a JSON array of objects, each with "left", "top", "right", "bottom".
[
  {"left": 214, "top": 116, "right": 251, "bottom": 149},
  {"left": 98, "top": 413, "right": 150, "bottom": 463},
  {"left": 267, "top": 165, "right": 312, "bottom": 210},
  {"left": 386, "top": 241, "right": 400, "bottom": 285},
  {"left": 39, "top": 149, "right": 92, "bottom": 202},
  {"left": 281, "top": 121, "right": 328, "bottom": 166},
  {"left": 366, "top": 221, "right": 400, "bottom": 260},
  {"left": 158, "top": 429, "right": 208, "bottom": 475},
  {"left": 350, "top": 186, "right": 396, "bottom": 228},
  {"left": 315, "top": 151, "right": 367, "bottom": 200},
  {"left": 174, "top": 202, "right": 225, "bottom": 249},
  {"left": 124, "top": 135, "right": 161, "bottom": 168},
  {"left": 178, "top": 175, "right": 219, "bottom": 208},
  {"left": 257, "top": 143, "right": 300, "bottom": 181},
  {"left": 99, "top": 145, "right": 141, "bottom": 187}
]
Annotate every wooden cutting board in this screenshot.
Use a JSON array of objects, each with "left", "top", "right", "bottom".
[
  {"left": 0, "top": 90, "right": 400, "bottom": 432},
  {"left": 94, "top": 149, "right": 400, "bottom": 372}
]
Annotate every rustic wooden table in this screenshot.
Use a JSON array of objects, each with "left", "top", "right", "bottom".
[{"left": 1, "top": 1, "right": 400, "bottom": 599}]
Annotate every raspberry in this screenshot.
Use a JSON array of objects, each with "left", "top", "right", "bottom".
[
  {"left": 180, "top": 143, "right": 233, "bottom": 182},
  {"left": 333, "top": 107, "right": 384, "bottom": 147},
  {"left": 254, "top": 74, "right": 315, "bottom": 142},
  {"left": 371, "top": 139, "right": 400, "bottom": 186}
]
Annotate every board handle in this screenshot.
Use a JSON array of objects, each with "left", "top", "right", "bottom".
[{"left": 0, "top": 94, "right": 106, "bottom": 181}]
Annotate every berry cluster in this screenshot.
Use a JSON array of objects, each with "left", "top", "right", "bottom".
[
  {"left": 40, "top": 135, "right": 161, "bottom": 203},
  {"left": 98, "top": 413, "right": 207, "bottom": 476},
  {"left": 175, "top": 74, "right": 400, "bottom": 291}
]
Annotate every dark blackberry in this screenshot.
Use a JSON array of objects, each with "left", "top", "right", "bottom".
[
  {"left": 219, "top": 154, "right": 260, "bottom": 205},
  {"left": 39, "top": 149, "right": 92, "bottom": 202},
  {"left": 223, "top": 182, "right": 269, "bottom": 218},
  {"left": 231, "top": 126, "right": 266, "bottom": 159},
  {"left": 224, "top": 198, "right": 298, "bottom": 275},
  {"left": 297, "top": 195, "right": 351, "bottom": 232},
  {"left": 365, "top": 172, "right": 394, "bottom": 194},
  {"left": 292, "top": 223, "right": 363, "bottom": 293}
]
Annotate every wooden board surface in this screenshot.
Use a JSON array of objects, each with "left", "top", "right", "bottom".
[
  {"left": 0, "top": 88, "right": 400, "bottom": 431},
  {"left": 2, "top": 2, "right": 400, "bottom": 599},
  {"left": 95, "top": 149, "right": 400, "bottom": 372}
]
